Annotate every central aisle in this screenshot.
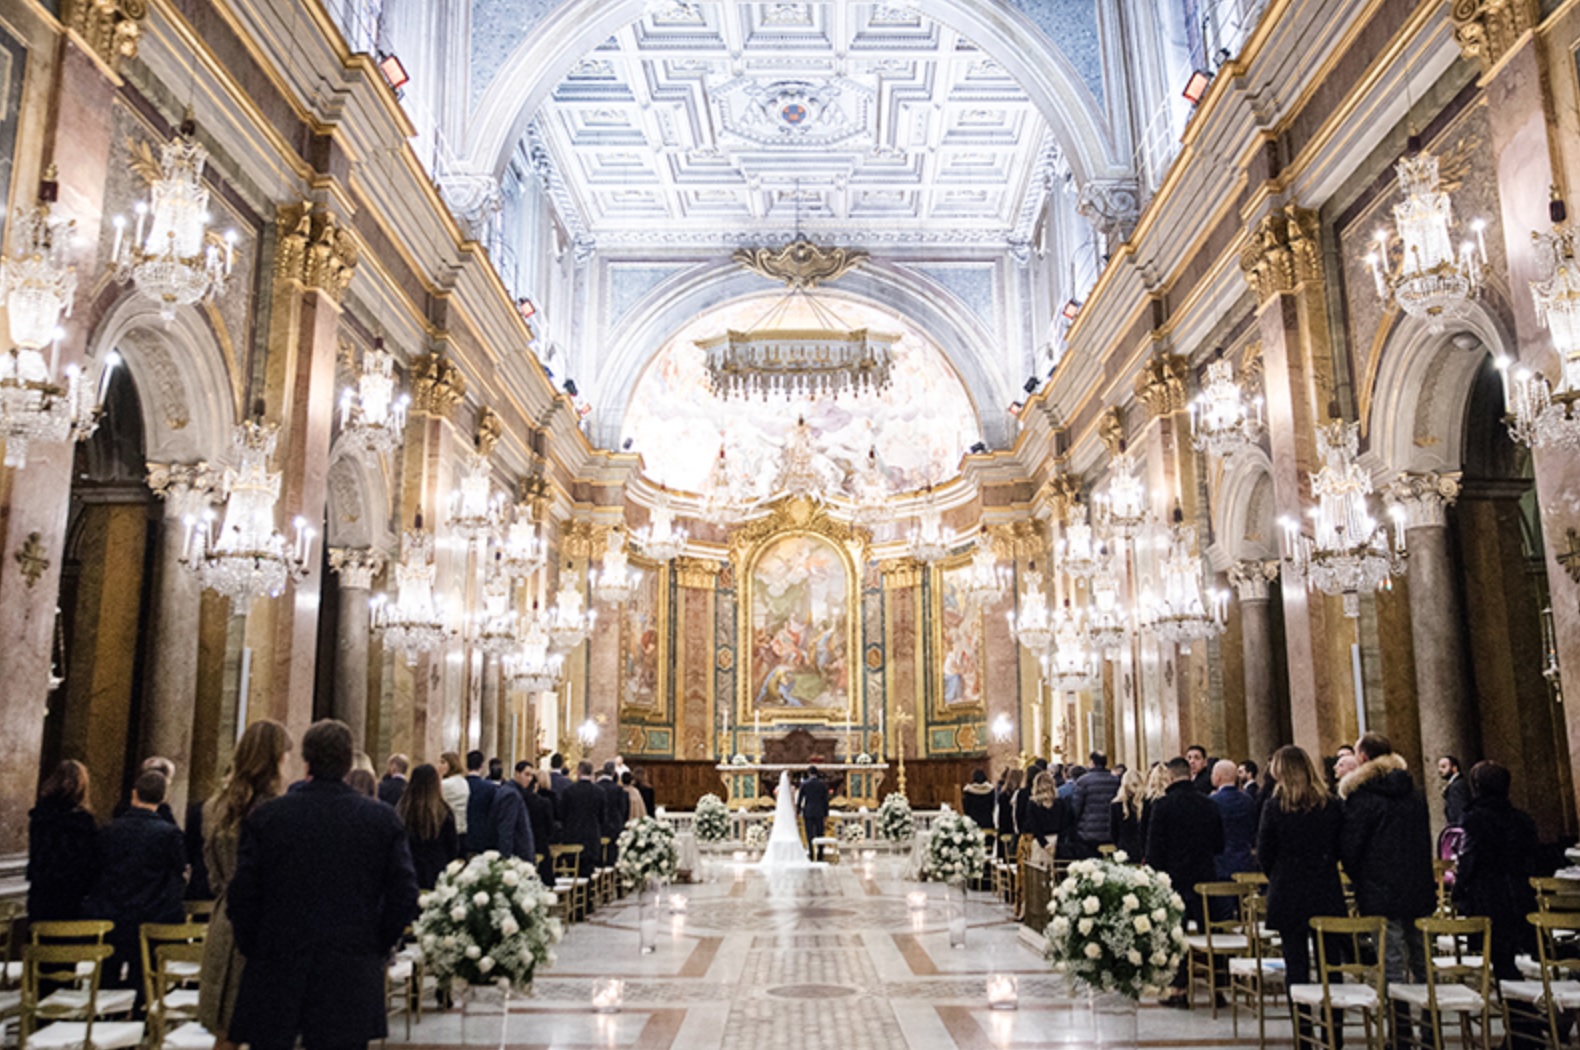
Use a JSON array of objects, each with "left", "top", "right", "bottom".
[{"left": 391, "top": 862, "right": 1267, "bottom": 1049}]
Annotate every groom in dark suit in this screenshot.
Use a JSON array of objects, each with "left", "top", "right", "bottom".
[{"left": 798, "top": 767, "right": 830, "bottom": 860}]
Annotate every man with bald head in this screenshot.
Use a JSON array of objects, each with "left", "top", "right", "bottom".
[{"left": 1210, "top": 759, "right": 1256, "bottom": 879}]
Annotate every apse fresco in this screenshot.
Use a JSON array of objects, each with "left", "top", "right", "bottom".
[
  {"left": 622, "top": 295, "right": 980, "bottom": 496},
  {"left": 938, "top": 564, "right": 984, "bottom": 711},
  {"left": 748, "top": 534, "right": 850, "bottom": 714}
]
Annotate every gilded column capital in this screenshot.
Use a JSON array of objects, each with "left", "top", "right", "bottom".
[
  {"left": 1038, "top": 474, "right": 1083, "bottom": 521},
  {"left": 986, "top": 520, "right": 1042, "bottom": 559},
  {"left": 328, "top": 547, "right": 386, "bottom": 590},
  {"left": 275, "top": 201, "right": 359, "bottom": 302},
  {"left": 1098, "top": 406, "right": 1126, "bottom": 456},
  {"left": 1239, "top": 205, "right": 1322, "bottom": 302},
  {"left": 1230, "top": 560, "right": 1279, "bottom": 603},
  {"left": 517, "top": 472, "right": 552, "bottom": 520},
  {"left": 146, "top": 461, "right": 218, "bottom": 521},
  {"left": 476, "top": 407, "right": 504, "bottom": 457},
  {"left": 62, "top": 0, "right": 146, "bottom": 75},
  {"left": 1450, "top": 0, "right": 1537, "bottom": 75},
  {"left": 409, "top": 353, "right": 467, "bottom": 420},
  {"left": 880, "top": 558, "right": 922, "bottom": 590},
  {"left": 1134, "top": 353, "right": 1189, "bottom": 417},
  {"left": 1384, "top": 471, "right": 1462, "bottom": 529},
  {"left": 673, "top": 556, "right": 722, "bottom": 589},
  {"left": 561, "top": 520, "right": 610, "bottom": 559}
]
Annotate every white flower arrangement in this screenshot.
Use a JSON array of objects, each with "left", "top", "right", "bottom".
[
  {"left": 694, "top": 793, "right": 730, "bottom": 844},
  {"left": 744, "top": 822, "right": 767, "bottom": 849},
  {"left": 854, "top": 752, "right": 874, "bottom": 765},
  {"left": 730, "top": 754, "right": 750, "bottom": 767},
  {"left": 841, "top": 820, "right": 867, "bottom": 843},
  {"left": 414, "top": 851, "right": 562, "bottom": 990},
  {"left": 1043, "top": 854, "right": 1187, "bottom": 1001},
  {"left": 921, "top": 809, "right": 987, "bottom": 885},
  {"left": 876, "top": 793, "right": 914, "bottom": 842},
  {"left": 615, "top": 816, "right": 680, "bottom": 888}
]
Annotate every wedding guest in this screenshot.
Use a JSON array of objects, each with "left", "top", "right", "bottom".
[
  {"left": 487, "top": 758, "right": 505, "bottom": 783},
  {"left": 115, "top": 756, "right": 179, "bottom": 825},
  {"left": 184, "top": 795, "right": 211, "bottom": 900},
  {"left": 1109, "top": 767, "right": 1147, "bottom": 861},
  {"left": 621, "top": 771, "right": 647, "bottom": 821},
  {"left": 1069, "top": 751, "right": 1122, "bottom": 856},
  {"left": 85, "top": 770, "right": 187, "bottom": 991},
  {"left": 1022, "top": 771, "right": 1064, "bottom": 926},
  {"left": 464, "top": 750, "right": 499, "bottom": 854},
  {"left": 632, "top": 767, "right": 656, "bottom": 817},
  {"left": 1438, "top": 755, "right": 1472, "bottom": 828},
  {"left": 1140, "top": 761, "right": 1172, "bottom": 857},
  {"left": 516, "top": 765, "right": 557, "bottom": 884},
  {"left": 1211, "top": 760, "right": 1256, "bottom": 879},
  {"left": 227, "top": 719, "right": 418, "bottom": 1050},
  {"left": 1452, "top": 760, "right": 1539, "bottom": 980},
  {"left": 351, "top": 750, "right": 376, "bottom": 778},
  {"left": 597, "top": 761, "right": 628, "bottom": 865},
  {"left": 397, "top": 764, "right": 459, "bottom": 891},
  {"left": 439, "top": 750, "right": 470, "bottom": 843},
  {"left": 491, "top": 762, "right": 536, "bottom": 864},
  {"left": 1237, "top": 760, "right": 1260, "bottom": 801},
  {"left": 798, "top": 767, "right": 830, "bottom": 861},
  {"left": 1186, "top": 745, "right": 1213, "bottom": 795},
  {"left": 346, "top": 768, "right": 378, "bottom": 798},
  {"left": 27, "top": 759, "right": 98, "bottom": 922},
  {"left": 1257, "top": 745, "right": 1347, "bottom": 1048},
  {"left": 560, "top": 760, "right": 606, "bottom": 878},
  {"left": 996, "top": 768, "right": 1023, "bottom": 858},
  {"left": 549, "top": 753, "right": 572, "bottom": 797},
  {"left": 377, "top": 754, "right": 409, "bottom": 807},
  {"left": 199, "top": 720, "right": 291, "bottom": 1050},
  {"left": 961, "top": 769, "right": 996, "bottom": 834},
  {"left": 1057, "top": 764, "right": 1085, "bottom": 801},
  {"left": 1147, "top": 757, "right": 1223, "bottom": 1009}
]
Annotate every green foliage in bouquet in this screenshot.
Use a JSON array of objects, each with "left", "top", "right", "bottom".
[
  {"left": 694, "top": 793, "right": 730, "bottom": 844},
  {"left": 414, "top": 852, "right": 562, "bottom": 989},
  {"left": 1043, "top": 855, "right": 1188, "bottom": 1000}
]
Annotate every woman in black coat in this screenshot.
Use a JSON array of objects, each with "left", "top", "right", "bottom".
[
  {"left": 961, "top": 769, "right": 997, "bottom": 833},
  {"left": 1451, "top": 760, "right": 1539, "bottom": 980},
  {"left": 27, "top": 760, "right": 99, "bottom": 922},
  {"left": 396, "top": 764, "right": 459, "bottom": 890},
  {"left": 996, "top": 768, "right": 1023, "bottom": 858},
  {"left": 1257, "top": 746, "right": 1347, "bottom": 1041}
]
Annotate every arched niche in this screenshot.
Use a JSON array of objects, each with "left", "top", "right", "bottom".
[
  {"left": 462, "top": 0, "right": 1127, "bottom": 191},
  {"left": 326, "top": 436, "right": 396, "bottom": 553},
  {"left": 1207, "top": 446, "right": 1278, "bottom": 569},
  {"left": 87, "top": 296, "right": 238, "bottom": 466},
  {"left": 593, "top": 259, "right": 1008, "bottom": 450}
]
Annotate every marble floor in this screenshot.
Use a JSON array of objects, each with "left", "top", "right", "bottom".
[{"left": 388, "top": 860, "right": 1281, "bottom": 1049}]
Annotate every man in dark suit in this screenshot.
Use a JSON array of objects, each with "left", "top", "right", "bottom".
[
  {"left": 517, "top": 763, "right": 558, "bottom": 885},
  {"left": 798, "top": 767, "right": 830, "bottom": 860},
  {"left": 85, "top": 770, "right": 187, "bottom": 991},
  {"left": 377, "top": 753, "right": 409, "bottom": 807},
  {"left": 492, "top": 765, "right": 535, "bottom": 864},
  {"left": 549, "top": 753, "right": 572, "bottom": 797},
  {"left": 559, "top": 761, "right": 606, "bottom": 878},
  {"left": 464, "top": 749, "right": 498, "bottom": 854},
  {"left": 1186, "top": 744, "right": 1215, "bottom": 795},
  {"left": 227, "top": 719, "right": 418, "bottom": 1050},
  {"left": 1147, "top": 756, "right": 1224, "bottom": 1007},
  {"left": 596, "top": 761, "right": 628, "bottom": 867}
]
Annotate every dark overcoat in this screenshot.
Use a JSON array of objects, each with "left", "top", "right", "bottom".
[
  {"left": 1256, "top": 795, "right": 1347, "bottom": 934},
  {"left": 559, "top": 779, "right": 606, "bottom": 876},
  {"left": 1338, "top": 754, "right": 1436, "bottom": 921}
]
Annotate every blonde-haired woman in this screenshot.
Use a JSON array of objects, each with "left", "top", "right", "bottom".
[
  {"left": 1021, "top": 771, "right": 1063, "bottom": 926},
  {"left": 995, "top": 768, "right": 1023, "bottom": 860},
  {"left": 1257, "top": 745, "right": 1346, "bottom": 1046},
  {"left": 1109, "top": 767, "right": 1147, "bottom": 861},
  {"left": 439, "top": 750, "right": 470, "bottom": 843},
  {"left": 199, "top": 720, "right": 292, "bottom": 1050}
]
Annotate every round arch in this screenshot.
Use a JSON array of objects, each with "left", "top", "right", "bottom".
[
  {"left": 88, "top": 296, "right": 237, "bottom": 465},
  {"left": 1365, "top": 304, "right": 1515, "bottom": 481},
  {"left": 592, "top": 259, "right": 1009, "bottom": 450},
  {"left": 326, "top": 437, "right": 397, "bottom": 553},
  {"left": 462, "top": 0, "right": 1127, "bottom": 190},
  {"left": 1207, "top": 446, "right": 1278, "bottom": 569}
]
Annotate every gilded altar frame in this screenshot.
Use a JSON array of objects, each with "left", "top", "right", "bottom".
[
  {"left": 929, "top": 552, "right": 989, "bottom": 722},
  {"left": 616, "top": 552, "right": 669, "bottom": 722},
  {"left": 730, "top": 496, "right": 866, "bottom": 725}
]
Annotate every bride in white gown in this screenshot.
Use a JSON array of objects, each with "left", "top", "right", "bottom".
[{"left": 758, "top": 770, "right": 818, "bottom": 871}]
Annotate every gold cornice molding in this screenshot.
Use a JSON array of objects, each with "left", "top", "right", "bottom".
[
  {"left": 1239, "top": 204, "right": 1321, "bottom": 303},
  {"left": 732, "top": 235, "right": 868, "bottom": 289},
  {"left": 409, "top": 352, "right": 466, "bottom": 420},
  {"left": 62, "top": 0, "right": 145, "bottom": 77},
  {"left": 275, "top": 201, "right": 358, "bottom": 302},
  {"left": 1134, "top": 353, "right": 1190, "bottom": 418},
  {"left": 1450, "top": 0, "right": 1537, "bottom": 75}
]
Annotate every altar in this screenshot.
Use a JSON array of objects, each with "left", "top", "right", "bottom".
[{"left": 714, "top": 762, "right": 890, "bottom": 809}]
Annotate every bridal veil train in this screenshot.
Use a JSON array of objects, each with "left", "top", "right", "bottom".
[{"left": 758, "top": 770, "right": 818, "bottom": 872}]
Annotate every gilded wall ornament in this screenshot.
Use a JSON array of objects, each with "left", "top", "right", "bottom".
[
  {"left": 63, "top": 0, "right": 146, "bottom": 75},
  {"left": 1098, "top": 406, "right": 1126, "bottom": 456},
  {"left": 725, "top": 494, "right": 867, "bottom": 562},
  {"left": 1450, "top": 0, "right": 1537, "bottom": 75},
  {"left": 1239, "top": 205, "right": 1322, "bottom": 302},
  {"left": 275, "top": 202, "right": 359, "bottom": 302},
  {"left": 673, "top": 556, "right": 722, "bottom": 589},
  {"left": 1038, "top": 475, "right": 1083, "bottom": 520},
  {"left": 476, "top": 407, "right": 504, "bottom": 457},
  {"left": 732, "top": 235, "right": 868, "bottom": 288},
  {"left": 409, "top": 353, "right": 466, "bottom": 419},
  {"left": 1134, "top": 353, "right": 1190, "bottom": 417},
  {"left": 880, "top": 558, "right": 921, "bottom": 590}
]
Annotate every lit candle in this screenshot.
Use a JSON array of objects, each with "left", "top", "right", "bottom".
[
  {"left": 987, "top": 974, "right": 1018, "bottom": 1010},
  {"left": 591, "top": 978, "right": 623, "bottom": 1014}
]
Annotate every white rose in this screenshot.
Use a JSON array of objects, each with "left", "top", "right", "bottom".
[
  {"left": 422, "top": 934, "right": 436, "bottom": 950},
  {"left": 1126, "top": 950, "right": 1142, "bottom": 965},
  {"left": 503, "top": 871, "right": 520, "bottom": 887},
  {"left": 1113, "top": 850, "right": 1129, "bottom": 864},
  {"left": 1077, "top": 918, "right": 1094, "bottom": 935},
  {"left": 1121, "top": 894, "right": 1139, "bottom": 912},
  {"left": 474, "top": 891, "right": 491, "bottom": 907},
  {"left": 1153, "top": 908, "right": 1167, "bottom": 922},
  {"left": 450, "top": 907, "right": 467, "bottom": 922},
  {"left": 482, "top": 850, "right": 501, "bottom": 861},
  {"left": 1082, "top": 896, "right": 1100, "bottom": 915},
  {"left": 1083, "top": 942, "right": 1103, "bottom": 959},
  {"left": 1170, "top": 893, "right": 1185, "bottom": 911},
  {"left": 1051, "top": 917, "right": 1069, "bottom": 935},
  {"left": 478, "top": 956, "right": 494, "bottom": 974},
  {"left": 464, "top": 945, "right": 481, "bottom": 959},
  {"left": 1151, "top": 950, "right": 1169, "bottom": 966},
  {"left": 1092, "top": 871, "right": 1106, "bottom": 886},
  {"left": 500, "top": 917, "right": 520, "bottom": 936},
  {"left": 1133, "top": 916, "right": 1151, "bottom": 934}
]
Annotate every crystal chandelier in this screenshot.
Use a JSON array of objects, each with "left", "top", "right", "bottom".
[
  {"left": 1279, "top": 421, "right": 1406, "bottom": 618},
  {"left": 1096, "top": 446, "right": 1150, "bottom": 539},
  {"left": 1041, "top": 603, "right": 1099, "bottom": 692},
  {"left": 495, "top": 503, "right": 547, "bottom": 581},
  {"left": 770, "top": 416, "right": 838, "bottom": 500},
  {"left": 182, "top": 421, "right": 313, "bottom": 605},
  {"left": 1085, "top": 568, "right": 1128, "bottom": 656},
  {"left": 0, "top": 183, "right": 118, "bottom": 469},
  {"left": 503, "top": 612, "right": 564, "bottom": 692},
  {"left": 111, "top": 119, "right": 237, "bottom": 321},
  {"left": 1365, "top": 146, "right": 1485, "bottom": 333},
  {"left": 1056, "top": 501, "right": 1105, "bottom": 579},
  {"left": 700, "top": 441, "right": 753, "bottom": 525},
  {"left": 958, "top": 531, "right": 1010, "bottom": 609},
  {"left": 1138, "top": 511, "right": 1225, "bottom": 653},
  {"left": 846, "top": 446, "right": 889, "bottom": 526},
  {"left": 591, "top": 530, "right": 641, "bottom": 604},
  {"left": 371, "top": 520, "right": 452, "bottom": 662},
  {"left": 449, "top": 451, "right": 505, "bottom": 544},
  {"left": 908, "top": 487, "right": 956, "bottom": 563},
  {"left": 635, "top": 488, "right": 688, "bottom": 562},
  {"left": 470, "top": 556, "right": 521, "bottom": 655},
  {"left": 1190, "top": 358, "right": 1263, "bottom": 458},
  {"left": 1009, "top": 562, "right": 1055, "bottom": 654},
  {"left": 339, "top": 338, "right": 409, "bottom": 455},
  {"left": 1501, "top": 195, "right": 1580, "bottom": 449},
  {"left": 545, "top": 575, "right": 596, "bottom": 653},
  {"left": 701, "top": 236, "right": 895, "bottom": 401}
]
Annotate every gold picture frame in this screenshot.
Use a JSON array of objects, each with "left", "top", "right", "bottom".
[{"left": 929, "top": 553, "right": 989, "bottom": 720}]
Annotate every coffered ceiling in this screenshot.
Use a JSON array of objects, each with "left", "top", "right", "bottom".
[{"left": 527, "top": 2, "right": 1059, "bottom": 249}]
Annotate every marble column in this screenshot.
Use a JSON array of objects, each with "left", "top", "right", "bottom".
[
  {"left": 480, "top": 653, "right": 501, "bottom": 760},
  {"left": 144, "top": 463, "right": 219, "bottom": 816},
  {"left": 329, "top": 548, "right": 384, "bottom": 749},
  {"left": 1231, "top": 561, "right": 1279, "bottom": 765},
  {"left": 1386, "top": 474, "right": 1472, "bottom": 816}
]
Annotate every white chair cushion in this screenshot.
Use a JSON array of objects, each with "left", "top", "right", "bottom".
[
  {"left": 1229, "top": 957, "right": 1285, "bottom": 978},
  {"left": 26, "top": 1020, "right": 145, "bottom": 1050},
  {"left": 162, "top": 1022, "right": 217, "bottom": 1050},
  {"left": 0, "top": 988, "right": 20, "bottom": 1015},
  {"left": 164, "top": 961, "right": 201, "bottom": 980},
  {"left": 387, "top": 959, "right": 414, "bottom": 983},
  {"left": 1388, "top": 983, "right": 1486, "bottom": 1010},
  {"left": 157, "top": 989, "right": 200, "bottom": 1012},
  {"left": 1289, "top": 983, "right": 1380, "bottom": 1009},
  {"left": 1515, "top": 955, "right": 1540, "bottom": 979},
  {"left": 1496, "top": 978, "right": 1580, "bottom": 1007},
  {"left": 3, "top": 960, "right": 22, "bottom": 982},
  {"left": 38, "top": 989, "right": 137, "bottom": 1016},
  {"left": 1186, "top": 934, "right": 1250, "bottom": 952}
]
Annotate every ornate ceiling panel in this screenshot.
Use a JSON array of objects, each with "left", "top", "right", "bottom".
[{"left": 531, "top": 2, "right": 1055, "bottom": 248}]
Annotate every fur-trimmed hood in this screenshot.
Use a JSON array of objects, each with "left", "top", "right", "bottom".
[
  {"left": 1338, "top": 751, "right": 1410, "bottom": 800},
  {"left": 963, "top": 782, "right": 995, "bottom": 796}
]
